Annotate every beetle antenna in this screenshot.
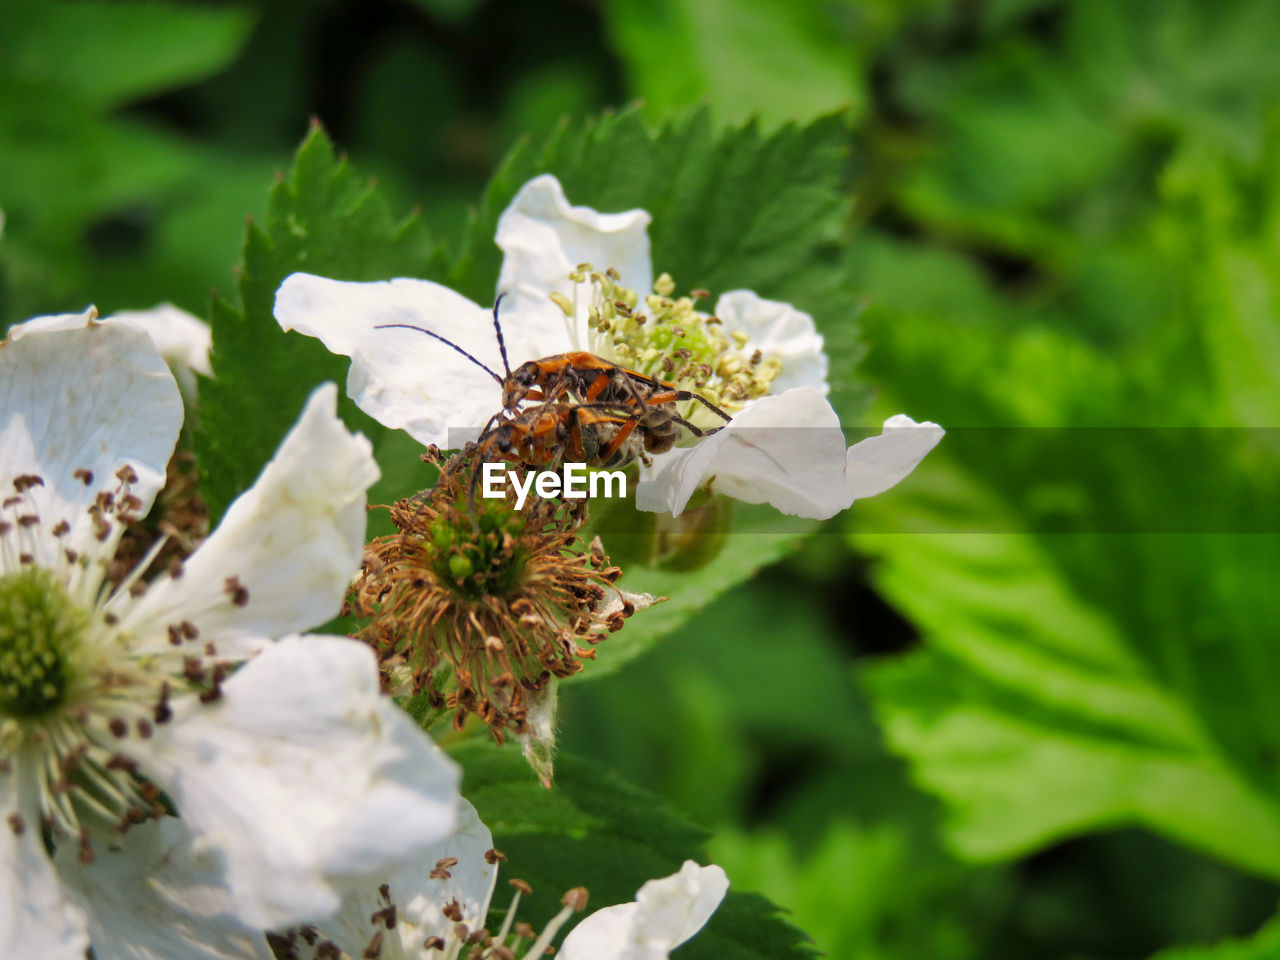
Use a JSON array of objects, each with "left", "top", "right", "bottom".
[
  {"left": 492, "top": 292, "right": 512, "bottom": 377},
  {"left": 374, "top": 324, "right": 504, "bottom": 385}
]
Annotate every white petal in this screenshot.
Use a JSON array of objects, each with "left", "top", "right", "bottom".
[
  {"left": 0, "top": 776, "right": 90, "bottom": 960},
  {"left": 5, "top": 307, "right": 104, "bottom": 340},
  {"left": 0, "top": 315, "right": 182, "bottom": 568},
  {"left": 107, "top": 304, "right": 212, "bottom": 375},
  {"left": 54, "top": 819, "right": 273, "bottom": 960},
  {"left": 844, "top": 414, "right": 945, "bottom": 500},
  {"left": 118, "top": 382, "right": 377, "bottom": 659},
  {"left": 135, "top": 635, "right": 461, "bottom": 931},
  {"left": 393, "top": 798, "right": 496, "bottom": 938},
  {"left": 274, "top": 273, "right": 506, "bottom": 448},
  {"left": 713, "top": 291, "right": 829, "bottom": 394},
  {"left": 520, "top": 681, "right": 559, "bottom": 789},
  {"left": 496, "top": 175, "right": 653, "bottom": 349},
  {"left": 631, "top": 862, "right": 728, "bottom": 951},
  {"left": 323, "top": 799, "right": 496, "bottom": 959},
  {"left": 636, "top": 387, "right": 851, "bottom": 519},
  {"left": 14, "top": 304, "right": 212, "bottom": 398},
  {"left": 599, "top": 589, "right": 663, "bottom": 620},
  {"left": 108, "top": 304, "right": 212, "bottom": 398},
  {"left": 559, "top": 861, "right": 728, "bottom": 960}
]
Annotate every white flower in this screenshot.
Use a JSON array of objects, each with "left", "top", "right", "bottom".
[
  {"left": 278, "top": 799, "right": 727, "bottom": 960},
  {"left": 274, "top": 174, "right": 940, "bottom": 519},
  {"left": 0, "top": 314, "right": 463, "bottom": 958},
  {"left": 558, "top": 860, "right": 730, "bottom": 960}
]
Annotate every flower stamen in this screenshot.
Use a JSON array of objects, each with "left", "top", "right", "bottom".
[
  {"left": 350, "top": 449, "right": 645, "bottom": 747},
  {"left": 0, "top": 463, "right": 225, "bottom": 861},
  {"left": 560, "top": 266, "right": 783, "bottom": 428}
]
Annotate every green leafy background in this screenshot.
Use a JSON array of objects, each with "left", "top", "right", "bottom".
[{"left": 4, "top": 1, "right": 1280, "bottom": 957}]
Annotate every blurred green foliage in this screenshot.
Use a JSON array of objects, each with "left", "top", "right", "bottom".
[
  {"left": 3, "top": 0, "right": 1280, "bottom": 958},
  {"left": 1151, "top": 912, "right": 1280, "bottom": 960},
  {"left": 0, "top": 0, "right": 269, "bottom": 323},
  {"left": 841, "top": 0, "right": 1280, "bottom": 883}
]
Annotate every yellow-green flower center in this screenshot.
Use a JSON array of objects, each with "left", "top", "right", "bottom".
[
  {"left": 427, "top": 501, "right": 529, "bottom": 601},
  {"left": 0, "top": 567, "right": 87, "bottom": 718},
  {"left": 560, "top": 266, "right": 783, "bottom": 420}
]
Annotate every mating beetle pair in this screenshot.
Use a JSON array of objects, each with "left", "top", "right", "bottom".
[{"left": 379, "top": 297, "right": 732, "bottom": 477}]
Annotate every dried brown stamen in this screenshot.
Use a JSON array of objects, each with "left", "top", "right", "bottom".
[
  {"left": 104, "top": 450, "right": 209, "bottom": 592},
  {"left": 348, "top": 448, "right": 647, "bottom": 746}
]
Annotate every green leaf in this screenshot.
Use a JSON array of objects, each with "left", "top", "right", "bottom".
[
  {"left": 0, "top": 0, "right": 259, "bottom": 327},
  {"left": 560, "top": 575, "right": 878, "bottom": 823},
  {"left": 0, "top": 106, "right": 195, "bottom": 324},
  {"left": 459, "top": 107, "right": 849, "bottom": 306},
  {"left": 844, "top": 328, "right": 1280, "bottom": 878},
  {"left": 2, "top": 0, "right": 255, "bottom": 111},
  {"left": 1155, "top": 133, "right": 1280, "bottom": 426},
  {"left": 449, "top": 108, "right": 863, "bottom": 406},
  {"left": 853, "top": 463, "right": 1280, "bottom": 879},
  {"left": 560, "top": 570, "right": 1018, "bottom": 960},
  {"left": 602, "top": 0, "right": 862, "bottom": 127},
  {"left": 195, "top": 125, "right": 437, "bottom": 520},
  {"left": 1150, "top": 911, "right": 1280, "bottom": 960},
  {"left": 577, "top": 501, "right": 815, "bottom": 680},
  {"left": 405, "top": 0, "right": 486, "bottom": 25},
  {"left": 891, "top": 0, "right": 1280, "bottom": 252},
  {"left": 708, "top": 822, "right": 991, "bottom": 960},
  {"left": 451, "top": 740, "right": 819, "bottom": 959},
  {"left": 839, "top": 115, "right": 1280, "bottom": 882}
]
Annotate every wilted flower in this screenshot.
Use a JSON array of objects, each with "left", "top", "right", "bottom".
[
  {"left": 351, "top": 448, "right": 657, "bottom": 784},
  {"left": 0, "top": 314, "right": 462, "bottom": 957},
  {"left": 274, "top": 174, "right": 941, "bottom": 519},
  {"left": 270, "top": 799, "right": 728, "bottom": 960}
]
